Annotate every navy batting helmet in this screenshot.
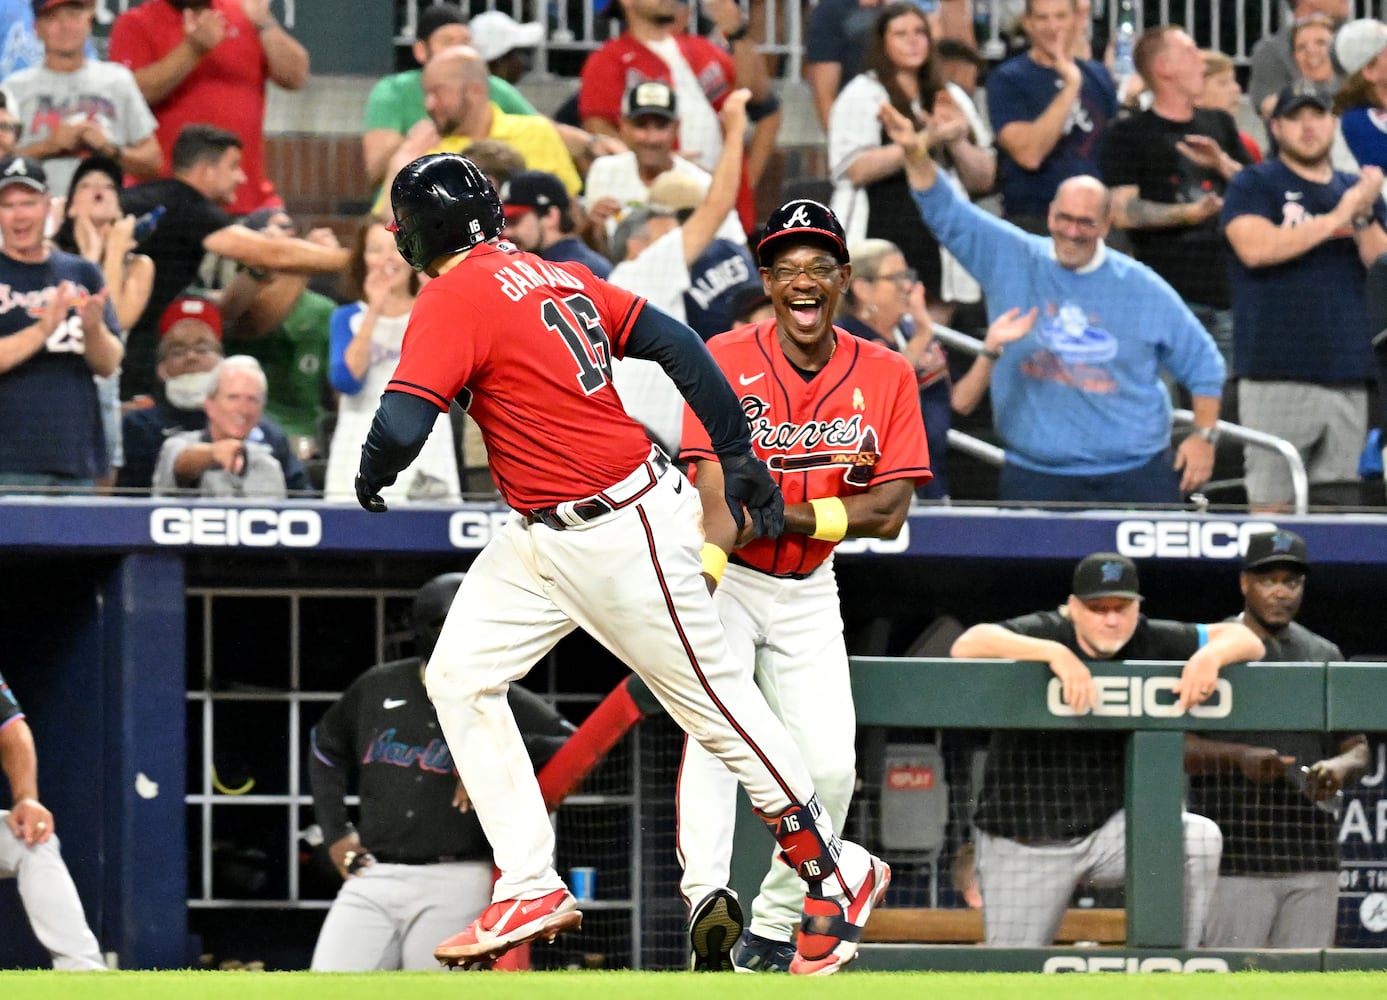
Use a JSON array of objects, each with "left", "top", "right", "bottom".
[
  {"left": 413, "top": 571, "right": 466, "bottom": 662},
  {"left": 755, "top": 199, "right": 850, "bottom": 268},
  {"left": 389, "top": 153, "right": 504, "bottom": 272}
]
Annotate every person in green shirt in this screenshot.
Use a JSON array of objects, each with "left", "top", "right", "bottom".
[
  {"left": 220, "top": 207, "right": 336, "bottom": 455},
  {"left": 360, "top": 3, "right": 537, "bottom": 190}
]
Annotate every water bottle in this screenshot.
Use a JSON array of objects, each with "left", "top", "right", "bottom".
[
  {"left": 1113, "top": 0, "right": 1137, "bottom": 86},
  {"left": 133, "top": 204, "right": 165, "bottom": 242}
]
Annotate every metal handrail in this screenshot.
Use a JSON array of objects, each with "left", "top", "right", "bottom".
[{"left": 931, "top": 324, "right": 1311, "bottom": 516}]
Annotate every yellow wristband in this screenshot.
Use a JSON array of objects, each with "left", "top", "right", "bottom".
[
  {"left": 809, "top": 496, "right": 848, "bottom": 542},
  {"left": 700, "top": 543, "right": 728, "bottom": 584}
]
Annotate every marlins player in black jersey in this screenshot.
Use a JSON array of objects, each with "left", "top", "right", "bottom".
[{"left": 308, "top": 573, "right": 574, "bottom": 971}]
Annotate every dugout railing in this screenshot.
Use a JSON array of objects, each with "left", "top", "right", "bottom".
[{"left": 723, "top": 656, "right": 1387, "bottom": 972}]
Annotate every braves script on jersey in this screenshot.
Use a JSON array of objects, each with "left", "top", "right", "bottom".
[
  {"left": 681, "top": 322, "right": 932, "bottom": 576},
  {"left": 386, "top": 243, "right": 653, "bottom": 510}
]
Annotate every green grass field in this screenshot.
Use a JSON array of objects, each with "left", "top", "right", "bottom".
[{"left": 4, "top": 970, "right": 1385, "bottom": 1000}]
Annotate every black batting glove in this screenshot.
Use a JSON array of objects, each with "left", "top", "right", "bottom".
[
  {"left": 720, "top": 450, "right": 785, "bottom": 539},
  {"left": 355, "top": 470, "right": 394, "bottom": 513}
]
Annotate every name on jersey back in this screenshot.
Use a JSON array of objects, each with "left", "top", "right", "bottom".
[{"left": 493, "top": 256, "right": 586, "bottom": 303}]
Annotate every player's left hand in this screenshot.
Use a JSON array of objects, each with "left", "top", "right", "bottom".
[
  {"left": 720, "top": 450, "right": 784, "bottom": 538},
  {"left": 355, "top": 472, "right": 390, "bottom": 513}
]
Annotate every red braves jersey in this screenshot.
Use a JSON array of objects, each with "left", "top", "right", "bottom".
[
  {"left": 387, "top": 243, "right": 654, "bottom": 511},
  {"left": 681, "top": 322, "right": 932, "bottom": 576},
  {"left": 578, "top": 34, "right": 754, "bottom": 232}
]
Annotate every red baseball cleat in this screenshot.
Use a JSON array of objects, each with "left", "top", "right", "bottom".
[
  {"left": 789, "top": 855, "right": 891, "bottom": 976},
  {"left": 435, "top": 888, "right": 583, "bottom": 970}
]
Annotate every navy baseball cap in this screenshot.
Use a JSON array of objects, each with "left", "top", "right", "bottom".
[
  {"left": 1072, "top": 553, "right": 1142, "bottom": 601},
  {"left": 416, "top": 3, "right": 466, "bottom": 43},
  {"left": 1242, "top": 529, "right": 1310, "bottom": 573},
  {"left": 0, "top": 155, "right": 47, "bottom": 193},
  {"left": 1270, "top": 81, "right": 1334, "bottom": 119},
  {"left": 500, "top": 170, "right": 569, "bottom": 219},
  {"left": 756, "top": 199, "right": 850, "bottom": 268}
]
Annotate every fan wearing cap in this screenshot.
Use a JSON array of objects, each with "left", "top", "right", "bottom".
[
  {"left": 1331, "top": 19, "right": 1387, "bottom": 170},
  {"left": 580, "top": 0, "right": 780, "bottom": 234},
  {"left": 4, "top": 0, "right": 162, "bottom": 197},
  {"left": 1222, "top": 80, "right": 1387, "bottom": 512},
  {"left": 0, "top": 153, "right": 122, "bottom": 493},
  {"left": 468, "top": 10, "right": 545, "bottom": 87},
  {"left": 878, "top": 100, "right": 1227, "bottom": 506},
  {"left": 675, "top": 196, "right": 931, "bottom": 972},
  {"left": 583, "top": 80, "right": 746, "bottom": 254},
  {"left": 500, "top": 170, "right": 612, "bottom": 279},
  {"left": 950, "top": 552, "right": 1265, "bottom": 948},
  {"left": 115, "top": 294, "right": 307, "bottom": 492},
  {"left": 1186, "top": 529, "right": 1369, "bottom": 948},
  {"left": 359, "top": 3, "right": 540, "bottom": 189},
  {"left": 605, "top": 88, "right": 753, "bottom": 454}
]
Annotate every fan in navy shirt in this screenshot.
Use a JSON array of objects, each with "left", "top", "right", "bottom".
[
  {"left": 500, "top": 169, "right": 612, "bottom": 278},
  {"left": 1222, "top": 83, "right": 1387, "bottom": 510},
  {"left": 0, "top": 155, "right": 122, "bottom": 491},
  {"left": 986, "top": 0, "right": 1117, "bottom": 228}
]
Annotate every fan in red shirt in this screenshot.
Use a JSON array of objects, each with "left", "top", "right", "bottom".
[
  {"left": 355, "top": 147, "right": 891, "bottom": 975},
  {"left": 677, "top": 198, "right": 931, "bottom": 973},
  {"left": 108, "top": 0, "right": 309, "bottom": 215}
]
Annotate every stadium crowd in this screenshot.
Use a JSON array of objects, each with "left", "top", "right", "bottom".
[{"left": 0, "top": 0, "right": 1382, "bottom": 510}]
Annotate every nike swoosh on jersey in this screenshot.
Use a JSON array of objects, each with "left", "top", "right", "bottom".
[
  {"left": 739, "top": 372, "right": 766, "bottom": 386},
  {"left": 383, "top": 698, "right": 407, "bottom": 709}
]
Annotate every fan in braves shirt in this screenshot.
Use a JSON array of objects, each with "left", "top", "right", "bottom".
[{"left": 677, "top": 198, "right": 932, "bottom": 973}]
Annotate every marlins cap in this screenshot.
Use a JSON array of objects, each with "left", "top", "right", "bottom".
[
  {"left": 1242, "top": 529, "right": 1310, "bottom": 573},
  {"left": 1072, "top": 552, "right": 1142, "bottom": 601},
  {"left": 755, "top": 199, "right": 850, "bottom": 267}
]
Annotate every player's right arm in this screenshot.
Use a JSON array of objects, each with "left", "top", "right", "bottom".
[{"left": 951, "top": 624, "right": 1096, "bottom": 714}]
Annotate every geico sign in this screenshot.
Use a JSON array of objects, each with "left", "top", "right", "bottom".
[
  {"left": 837, "top": 522, "right": 910, "bottom": 555},
  {"left": 1047, "top": 676, "right": 1231, "bottom": 718},
  {"left": 448, "top": 510, "right": 515, "bottom": 549},
  {"left": 1043, "top": 956, "right": 1230, "bottom": 974},
  {"left": 150, "top": 508, "right": 322, "bottom": 548},
  {"left": 1116, "top": 519, "right": 1278, "bottom": 559}
]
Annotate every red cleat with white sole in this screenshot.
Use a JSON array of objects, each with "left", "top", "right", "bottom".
[
  {"left": 435, "top": 888, "right": 583, "bottom": 970},
  {"left": 790, "top": 855, "right": 891, "bottom": 976}
]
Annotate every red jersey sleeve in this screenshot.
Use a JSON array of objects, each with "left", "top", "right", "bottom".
[
  {"left": 386, "top": 281, "right": 488, "bottom": 409},
  {"left": 578, "top": 43, "right": 627, "bottom": 127}
]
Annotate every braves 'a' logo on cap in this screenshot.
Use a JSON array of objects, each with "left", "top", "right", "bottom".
[
  {"left": 1099, "top": 560, "right": 1125, "bottom": 583},
  {"left": 783, "top": 205, "right": 812, "bottom": 229},
  {"left": 4, "top": 158, "right": 28, "bottom": 177}
]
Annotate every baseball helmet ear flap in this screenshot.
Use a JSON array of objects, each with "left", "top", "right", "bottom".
[
  {"left": 389, "top": 153, "right": 505, "bottom": 271},
  {"left": 755, "top": 199, "right": 850, "bottom": 268}
]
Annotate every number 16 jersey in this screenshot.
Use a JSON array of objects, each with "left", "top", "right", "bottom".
[{"left": 387, "top": 242, "right": 656, "bottom": 511}]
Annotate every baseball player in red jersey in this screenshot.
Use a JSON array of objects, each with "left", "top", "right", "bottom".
[
  {"left": 355, "top": 151, "right": 891, "bottom": 974},
  {"left": 677, "top": 199, "right": 933, "bottom": 973}
]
